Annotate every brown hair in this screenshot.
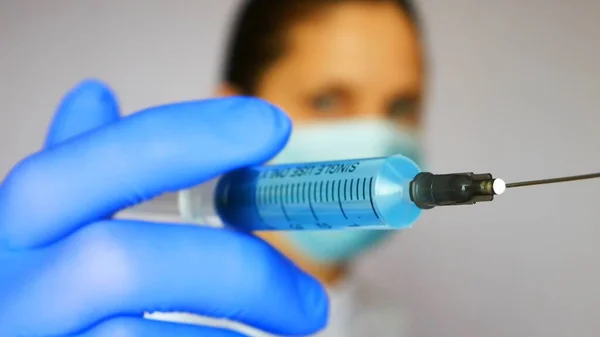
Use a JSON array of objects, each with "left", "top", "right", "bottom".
[{"left": 221, "top": 0, "right": 421, "bottom": 95}]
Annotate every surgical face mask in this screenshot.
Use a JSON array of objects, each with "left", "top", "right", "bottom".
[{"left": 272, "top": 119, "right": 424, "bottom": 265}]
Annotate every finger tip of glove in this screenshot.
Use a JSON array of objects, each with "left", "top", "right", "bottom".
[
  {"left": 61, "top": 79, "right": 118, "bottom": 111},
  {"left": 60, "top": 78, "right": 119, "bottom": 114},
  {"left": 200, "top": 96, "right": 292, "bottom": 162},
  {"left": 237, "top": 97, "right": 292, "bottom": 163},
  {"left": 297, "top": 275, "right": 330, "bottom": 332},
  {"left": 46, "top": 79, "right": 120, "bottom": 147},
  {"left": 71, "top": 78, "right": 113, "bottom": 94},
  {"left": 227, "top": 96, "right": 291, "bottom": 134}
]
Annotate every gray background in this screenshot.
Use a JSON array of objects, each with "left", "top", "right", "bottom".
[{"left": 1, "top": 1, "right": 598, "bottom": 336}]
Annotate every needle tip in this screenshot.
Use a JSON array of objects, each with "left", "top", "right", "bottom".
[{"left": 493, "top": 178, "right": 506, "bottom": 195}]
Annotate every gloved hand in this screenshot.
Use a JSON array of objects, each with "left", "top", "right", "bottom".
[{"left": 0, "top": 80, "right": 328, "bottom": 337}]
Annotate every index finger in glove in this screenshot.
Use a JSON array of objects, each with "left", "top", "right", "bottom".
[{"left": 0, "top": 97, "right": 291, "bottom": 249}]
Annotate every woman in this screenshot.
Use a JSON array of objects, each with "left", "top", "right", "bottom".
[
  {"left": 0, "top": 0, "right": 425, "bottom": 336},
  {"left": 156, "top": 0, "right": 426, "bottom": 336}
]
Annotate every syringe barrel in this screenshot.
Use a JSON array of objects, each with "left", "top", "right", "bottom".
[{"left": 179, "top": 155, "right": 422, "bottom": 231}]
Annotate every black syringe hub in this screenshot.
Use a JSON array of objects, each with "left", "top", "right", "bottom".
[{"left": 410, "top": 172, "right": 506, "bottom": 210}]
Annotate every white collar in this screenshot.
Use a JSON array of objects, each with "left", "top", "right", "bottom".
[{"left": 317, "top": 273, "right": 359, "bottom": 336}]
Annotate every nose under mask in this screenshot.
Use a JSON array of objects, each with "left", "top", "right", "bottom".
[{"left": 271, "top": 119, "right": 424, "bottom": 265}]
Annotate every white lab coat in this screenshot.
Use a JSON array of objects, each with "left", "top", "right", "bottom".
[{"left": 147, "top": 273, "right": 409, "bottom": 336}]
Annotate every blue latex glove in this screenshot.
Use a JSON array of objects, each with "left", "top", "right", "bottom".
[{"left": 0, "top": 80, "right": 328, "bottom": 337}]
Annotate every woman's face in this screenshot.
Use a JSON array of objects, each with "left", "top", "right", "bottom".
[
  {"left": 256, "top": 1, "right": 424, "bottom": 128},
  {"left": 218, "top": 1, "right": 426, "bottom": 272}
]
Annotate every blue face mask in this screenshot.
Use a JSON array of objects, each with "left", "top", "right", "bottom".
[{"left": 272, "top": 119, "right": 424, "bottom": 265}]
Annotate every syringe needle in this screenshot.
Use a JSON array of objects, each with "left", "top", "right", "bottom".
[{"left": 506, "top": 172, "right": 600, "bottom": 189}]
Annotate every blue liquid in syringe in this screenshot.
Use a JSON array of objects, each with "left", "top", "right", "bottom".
[{"left": 214, "top": 155, "right": 422, "bottom": 231}]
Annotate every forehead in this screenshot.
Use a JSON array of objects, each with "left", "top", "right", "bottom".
[{"left": 268, "top": 1, "right": 423, "bottom": 92}]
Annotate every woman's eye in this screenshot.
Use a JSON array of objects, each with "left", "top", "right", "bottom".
[
  {"left": 388, "top": 99, "right": 416, "bottom": 119},
  {"left": 311, "top": 95, "right": 339, "bottom": 113}
]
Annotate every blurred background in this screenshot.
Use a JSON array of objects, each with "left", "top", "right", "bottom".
[{"left": 1, "top": 1, "right": 598, "bottom": 336}]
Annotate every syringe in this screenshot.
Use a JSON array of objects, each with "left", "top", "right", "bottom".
[{"left": 121, "top": 154, "right": 506, "bottom": 231}]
